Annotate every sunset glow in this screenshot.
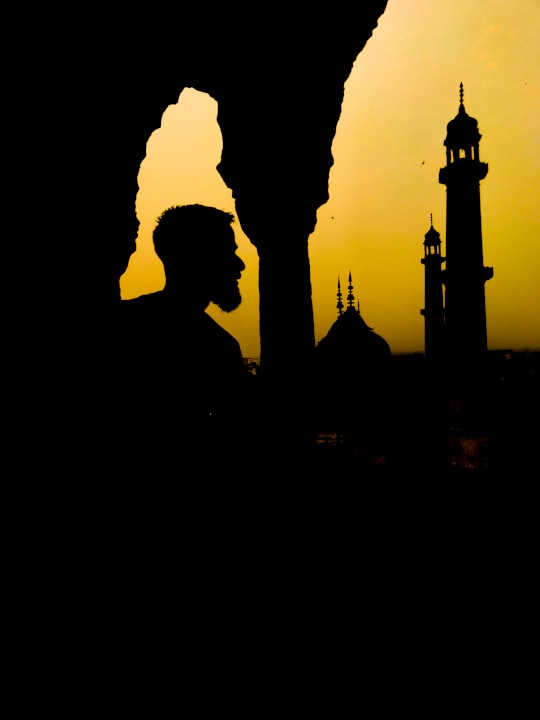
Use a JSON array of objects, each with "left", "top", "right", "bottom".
[{"left": 121, "top": 0, "right": 540, "bottom": 358}]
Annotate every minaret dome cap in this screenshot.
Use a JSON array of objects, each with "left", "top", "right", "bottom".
[
  {"left": 424, "top": 224, "right": 441, "bottom": 246},
  {"left": 444, "top": 83, "right": 481, "bottom": 149}
]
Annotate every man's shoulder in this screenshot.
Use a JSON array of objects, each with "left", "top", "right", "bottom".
[
  {"left": 122, "top": 291, "right": 164, "bottom": 308},
  {"left": 121, "top": 292, "right": 167, "bottom": 324}
]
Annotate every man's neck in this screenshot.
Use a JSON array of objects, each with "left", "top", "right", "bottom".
[{"left": 162, "top": 284, "right": 210, "bottom": 313}]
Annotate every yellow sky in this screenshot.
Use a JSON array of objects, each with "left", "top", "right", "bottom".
[{"left": 121, "top": 0, "right": 540, "bottom": 358}]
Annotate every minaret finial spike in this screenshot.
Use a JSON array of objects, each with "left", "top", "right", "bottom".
[
  {"left": 459, "top": 82, "right": 464, "bottom": 106},
  {"left": 347, "top": 271, "right": 355, "bottom": 308},
  {"left": 336, "top": 276, "right": 343, "bottom": 317},
  {"left": 430, "top": 212, "right": 433, "bottom": 228}
]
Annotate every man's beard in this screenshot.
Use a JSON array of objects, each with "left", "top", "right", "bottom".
[{"left": 212, "top": 281, "right": 242, "bottom": 312}]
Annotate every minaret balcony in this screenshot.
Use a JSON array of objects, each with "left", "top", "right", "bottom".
[{"left": 439, "top": 159, "right": 488, "bottom": 185}]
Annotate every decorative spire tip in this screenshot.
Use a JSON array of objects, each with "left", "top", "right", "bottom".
[
  {"left": 347, "top": 271, "right": 355, "bottom": 308},
  {"left": 459, "top": 82, "right": 464, "bottom": 106},
  {"left": 336, "top": 276, "right": 343, "bottom": 316}
]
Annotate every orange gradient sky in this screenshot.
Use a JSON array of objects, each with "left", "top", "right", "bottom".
[{"left": 121, "top": 0, "right": 540, "bottom": 358}]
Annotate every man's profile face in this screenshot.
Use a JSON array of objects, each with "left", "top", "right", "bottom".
[{"left": 210, "top": 229, "right": 245, "bottom": 313}]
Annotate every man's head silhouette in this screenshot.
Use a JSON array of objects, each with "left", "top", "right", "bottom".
[{"left": 153, "top": 204, "right": 245, "bottom": 312}]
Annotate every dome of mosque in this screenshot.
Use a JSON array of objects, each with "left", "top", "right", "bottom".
[
  {"left": 313, "top": 273, "right": 392, "bottom": 464},
  {"left": 315, "top": 273, "right": 391, "bottom": 368},
  {"left": 318, "top": 305, "right": 391, "bottom": 359}
]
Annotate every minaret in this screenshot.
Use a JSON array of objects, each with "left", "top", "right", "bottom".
[
  {"left": 438, "top": 83, "right": 493, "bottom": 368},
  {"left": 420, "top": 215, "right": 445, "bottom": 364}
]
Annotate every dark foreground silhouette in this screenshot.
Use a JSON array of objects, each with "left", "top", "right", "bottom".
[{"left": 118, "top": 205, "right": 261, "bottom": 482}]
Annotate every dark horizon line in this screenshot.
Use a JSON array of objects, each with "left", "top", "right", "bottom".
[{"left": 242, "top": 346, "right": 540, "bottom": 361}]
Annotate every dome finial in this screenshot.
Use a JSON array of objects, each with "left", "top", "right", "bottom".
[
  {"left": 459, "top": 82, "right": 464, "bottom": 106},
  {"left": 347, "top": 271, "right": 355, "bottom": 308},
  {"left": 430, "top": 212, "right": 433, "bottom": 228},
  {"left": 336, "top": 276, "right": 344, "bottom": 317}
]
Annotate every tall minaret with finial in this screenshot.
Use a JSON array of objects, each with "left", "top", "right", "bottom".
[
  {"left": 421, "top": 214, "right": 445, "bottom": 364},
  {"left": 438, "top": 83, "right": 493, "bottom": 367}
]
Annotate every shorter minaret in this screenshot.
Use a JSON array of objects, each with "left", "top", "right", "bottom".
[{"left": 421, "top": 215, "right": 445, "bottom": 364}]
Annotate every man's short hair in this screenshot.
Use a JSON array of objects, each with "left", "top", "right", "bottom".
[{"left": 153, "top": 204, "right": 235, "bottom": 265}]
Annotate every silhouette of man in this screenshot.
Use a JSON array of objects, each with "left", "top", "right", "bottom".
[{"left": 121, "top": 204, "right": 253, "bottom": 474}]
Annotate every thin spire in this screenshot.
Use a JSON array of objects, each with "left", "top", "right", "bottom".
[
  {"left": 347, "top": 271, "right": 355, "bottom": 308},
  {"left": 459, "top": 82, "right": 464, "bottom": 106},
  {"left": 430, "top": 212, "right": 433, "bottom": 228},
  {"left": 336, "top": 276, "right": 344, "bottom": 316}
]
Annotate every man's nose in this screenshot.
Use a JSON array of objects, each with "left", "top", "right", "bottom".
[{"left": 237, "top": 255, "right": 246, "bottom": 272}]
